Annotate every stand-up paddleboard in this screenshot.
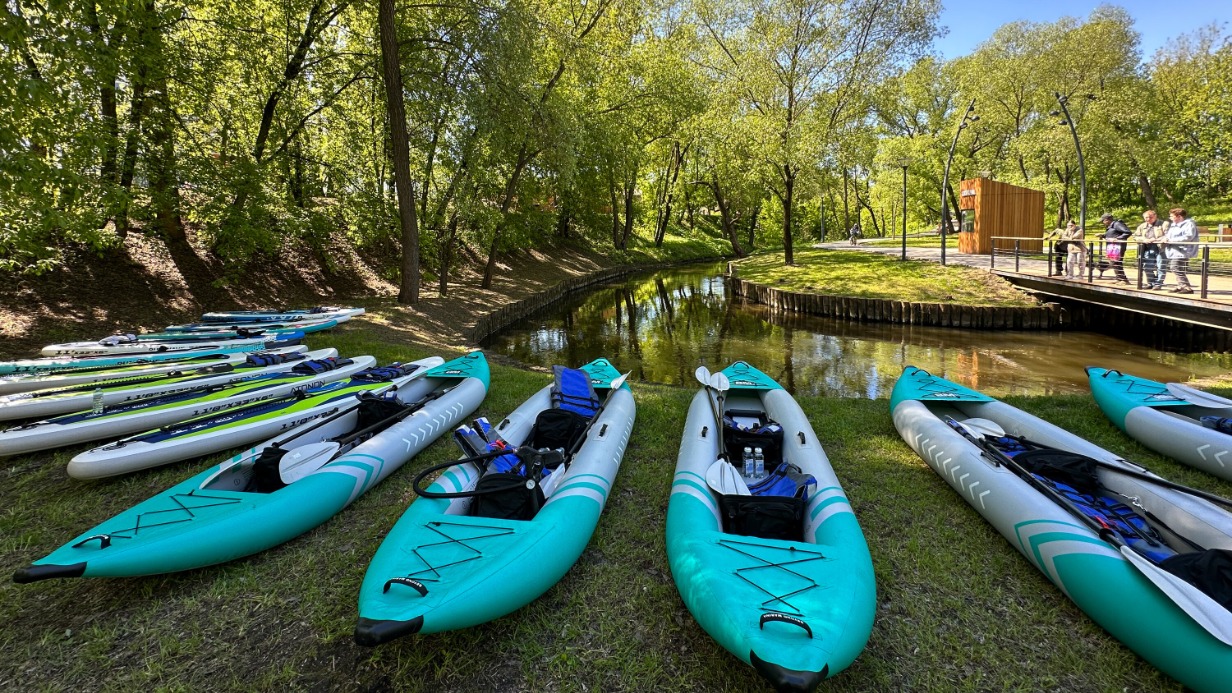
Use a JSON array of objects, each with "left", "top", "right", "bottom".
[
  {"left": 72, "top": 319, "right": 338, "bottom": 344},
  {"left": 892, "top": 366, "right": 1232, "bottom": 693},
  {"left": 68, "top": 357, "right": 442, "bottom": 479},
  {"left": 200, "top": 306, "right": 364, "bottom": 323},
  {"left": 0, "top": 335, "right": 303, "bottom": 376},
  {"left": 12, "top": 352, "right": 488, "bottom": 582},
  {"left": 0, "top": 348, "right": 335, "bottom": 421},
  {"left": 40, "top": 330, "right": 305, "bottom": 357},
  {"left": 1088, "top": 367, "right": 1232, "bottom": 482},
  {"left": 0, "top": 355, "right": 373, "bottom": 457},
  {"left": 667, "top": 361, "right": 875, "bottom": 692},
  {"left": 164, "top": 314, "right": 350, "bottom": 333},
  {"left": 0, "top": 347, "right": 306, "bottom": 396},
  {"left": 355, "top": 358, "right": 635, "bottom": 646}
]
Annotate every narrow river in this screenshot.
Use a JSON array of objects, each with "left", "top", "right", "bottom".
[{"left": 482, "top": 262, "right": 1232, "bottom": 397}]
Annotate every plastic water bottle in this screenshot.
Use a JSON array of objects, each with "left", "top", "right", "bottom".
[
  {"left": 754, "top": 447, "right": 765, "bottom": 479},
  {"left": 742, "top": 446, "right": 754, "bottom": 477},
  {"left": 91, "top": 388, "right": 104, "bottom": 414}
]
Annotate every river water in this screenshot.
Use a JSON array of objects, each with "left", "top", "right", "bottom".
[{"left": 481, "top": 262, "right": 1232, "bottom": 398}]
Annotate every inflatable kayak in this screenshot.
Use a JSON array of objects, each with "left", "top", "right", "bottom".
[
  {"left": 891, "top": 366, "right": 1232, "bottom": 693},
  {"left": 40, "top": 330, "right": 304, "bottom": 357},
  {"left": 68, "top": 357, "right": 443, "bottom": 479},
  {"left": 1088, "top": 367, "right": 1232, "bottom": 482},
  {"left": 354, "top": 358, "right": 635, "bottom": 645},
  {"left": 0, "top": 347, "right": 331, "bottom": 422},
  {"left": 0, "top": 335, "right": 301, "bottom": 376},
  {"left": 0, "top": 355, "right": 374, "bottom": 457},
  {"left": 200, "top": 306, "right": 364, "bottom": 323},
  {"left": 12, "top": 352, "right": 488, "bottom": 582},
  {"left": 666, "top": 361, "right": 875, "bottom": 691},
  {"left": 67, "top": 319, "right": 338, "bottom": 344}
]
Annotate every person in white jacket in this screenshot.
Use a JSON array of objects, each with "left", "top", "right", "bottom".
[{"left": 1164, "top": 208, "right": 1199, "bottom": 294}]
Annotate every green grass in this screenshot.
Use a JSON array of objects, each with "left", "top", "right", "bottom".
[
  {"left": 733, "top": 248, "right": 1040, "bottom": 306},
  {"left": 2, "top": 317, "right": 1226, "bottom": 691}
]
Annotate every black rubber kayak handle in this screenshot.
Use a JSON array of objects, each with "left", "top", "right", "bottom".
[
  {"left": 383, "top": 577, "right": 428, "bottom": 596},
  {"left": 760, "top": 612, "right": 812, "bottom": 638}
]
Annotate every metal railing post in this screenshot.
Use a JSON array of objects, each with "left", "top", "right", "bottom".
[
  {"left": 1201, "top": 244, "right": 1210, "bottom": 299},
  {"left": 1135, "top": 243, "right": 1143, "bottom": 289},
  {"left": 1015, "top": 240, "right": 1020, "bottom": 272},
  {"left": 1087, "top": 243, "right": 1094, "bottom": 282},
  {"left": 990, "top": 243, "right": 996, "bottom": 269}
]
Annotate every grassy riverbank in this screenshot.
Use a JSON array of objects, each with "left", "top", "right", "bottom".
[
  {"left": 4, "top": 315, "right": 1229, "bottom": 692},
  {"left": 734, "top": 249, "right": 1040, "bottom": 306}
]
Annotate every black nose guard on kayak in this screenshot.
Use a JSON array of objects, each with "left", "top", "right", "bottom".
[
  {"left": 750, "top": 651, "right": 828, "bottom": 693},
  {"left": 353, "top": 615, "right": 425, "bottom": 647}
]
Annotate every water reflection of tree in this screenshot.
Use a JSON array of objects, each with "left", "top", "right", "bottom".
[{"left": 484, "top": 264, "right": 1232, "bottom": 396}]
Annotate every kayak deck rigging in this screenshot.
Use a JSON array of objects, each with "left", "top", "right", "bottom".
[{"left": 719, "top": 537, "right": 828, "bottom": 616}]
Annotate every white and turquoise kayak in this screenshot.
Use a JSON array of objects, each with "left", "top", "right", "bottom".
[
  {"left": 0, "top": 336, "right": 301, "bottom": 376},
  {"left": 892, "top": 366, "right": 1232, "bottom": 693},
  {"left": 1088, "top": 367, "right": 1232, "bottom": 482},
  {"left": 667, "top": 361, "right": 875, "bottom": 691},
  {"left": 0, "top": 347, "right": 330, "bottom": 421},
  {"left": 0, "top": 355, "right": 373, "bottom": 457},
  {"left": 68, "top": 357, "right": 442, "bottom": 479},
  {"left": 12, "top": 352, "right": 488, "bottom": 582},
  {"left": 354, "top": 358, "right": 635, "bottom": 645},
  {"left": 40, "top": 330, "right": 304, "bottom": 357}
]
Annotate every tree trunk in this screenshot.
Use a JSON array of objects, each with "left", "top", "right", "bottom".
[
  {"left": 609, "top": 176, "right": 622, "bottom": 249},
  {"left": 1139, "top": 174, "right": 1157, "bottom": 210},
  {"left": 782, "top": 164, "right": 795, "bottom": 265},
  {"left": 85, "top": 3, "right": 121, "bottom": 184},
  {"left": 379, "top": 0, "right": 419, "bottom": 304},
  {"left": 438, "top": 210, "right": 458, "bottom": 297},
  {"left": 481, "top": 146, "right": 531, "bottom": 289},
  {"left": 620, "top": 165, "right": 636, "bottom": 249},
  {"left": 747, "top": 202, "right": 760, "bottom": 249}
]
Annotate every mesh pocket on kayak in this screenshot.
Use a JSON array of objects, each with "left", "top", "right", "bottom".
[
  {"left": 1161, "top": 549, "right": 1232, "bottom": 610},
  {"left": 721, "top": 495, "right": 805, "bottom": 542}
]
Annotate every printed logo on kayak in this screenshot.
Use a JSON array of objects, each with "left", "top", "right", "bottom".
[
  {"left": 277, "top": 411, "right": 333, "bottom": 431},
  {"left": 926, "top": 392, "right": 960, "bottom": 398}
]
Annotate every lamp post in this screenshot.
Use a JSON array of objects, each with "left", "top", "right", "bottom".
[
  {"left": 896, "top": 156, "right": 913, "bottom": 261},
  {"left": 940, "top": 98, "right": 978, "bottom": 266},
  {"left": 1050, "top": 92, "right": 1091, "bottom": 233}
]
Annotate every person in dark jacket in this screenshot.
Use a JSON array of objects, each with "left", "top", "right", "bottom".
[{"left": 1099, "top": 213, "right": 1133, "bottom": 285}]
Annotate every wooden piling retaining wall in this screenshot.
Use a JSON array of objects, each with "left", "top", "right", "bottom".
[{"left": 727, "top": 276, "right": 1065, "bottom": 329}]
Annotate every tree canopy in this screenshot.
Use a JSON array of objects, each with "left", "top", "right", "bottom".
[{"left": 1, "top": 1, "right": 1229, "bottom": 287}]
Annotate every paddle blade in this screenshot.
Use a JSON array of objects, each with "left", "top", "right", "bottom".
[
  {"left": 694, "top": 366, "right": 712, "bottom": 388},
  {"left": 706, "top": 458, "right": 750, "bottom": 496},
  {"left": 710, "top": 372, "right": 730, "bottom": 393},
  {"left": 1166, "top": 382, "right": 1232, "bottom": 410},
  {"left": 958, "top": 417, "right": 1006, "bottom": 440},
  {"left": 609, "top": 372, "right": 631, "bottom": 391},
  {"left": 279, "top": 441, "right": 342, "bottom": 484},
  {"left": 1120, "top": 545, "right": 1232, "bottom": 646}
]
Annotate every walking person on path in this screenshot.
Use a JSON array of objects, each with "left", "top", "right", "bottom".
[
  {"left": 1164, "top": 208, "right": 1198, "bottom": 294},
  {"left": 1099, "top": 213, "right": 1133, "bottom": 285},
  {"left": 1136, "top": 209, "right": 1169, "bottom": 290}
]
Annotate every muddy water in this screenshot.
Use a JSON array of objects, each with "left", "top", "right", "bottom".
[{"left": 482, "top": 263, "right": 1231, "bottom": 398}]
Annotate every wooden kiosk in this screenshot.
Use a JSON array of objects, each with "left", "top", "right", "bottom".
[{"left": 956, "top": 178, "right": 1045, "bottom": 254}]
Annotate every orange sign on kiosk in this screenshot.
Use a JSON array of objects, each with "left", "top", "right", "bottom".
[{"left": 956, "top": 178, "right": 1045, "bottom": 255}]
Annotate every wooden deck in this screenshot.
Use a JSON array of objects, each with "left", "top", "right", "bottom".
[{"left": 816, "top": 241, "right": 1232, "bottom": 331}]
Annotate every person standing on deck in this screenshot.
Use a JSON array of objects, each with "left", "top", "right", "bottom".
[
  {"left": 1061, "top": 220, "right": 1086, "bottom": 279},
  {"left": 1136, "top": 209, "right": 1169, "bottom": 290},
  {"left": 1164, "top": 208, "right": 1198, "bottom": 294},
  {"left": 1099, "top": 213, "right": 1133, "bottom": 285}
]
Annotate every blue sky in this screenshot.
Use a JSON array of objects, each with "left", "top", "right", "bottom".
[{"left": 935, "top": 0, "right": 1231, "bottom": 61}]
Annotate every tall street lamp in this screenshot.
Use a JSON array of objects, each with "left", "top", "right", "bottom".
[
  {"left": 940, "top": 98, "right": 978, "bottom": 266},
  {"left": 1050, "top": 92, "right": 1093, "bottom": 232},
  {"left": 896, "top": 156, "right": 913, "bottom": 261}
]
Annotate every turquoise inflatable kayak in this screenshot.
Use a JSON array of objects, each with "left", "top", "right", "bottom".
[
  {"left": 1088, "top": 367, "right": 1232, "bottom": 482},
  {"left": 354, "top": 358, "right": 635, "bottom": 645},
  {"left": 666, "top": 361, "right": 875, "bottom": 691},
  {"left": 12, "top": 352, "right": 488, "bottom": 582},
  {"left": 891, "top": 366, "right": 1232, "bottom": 693}
]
